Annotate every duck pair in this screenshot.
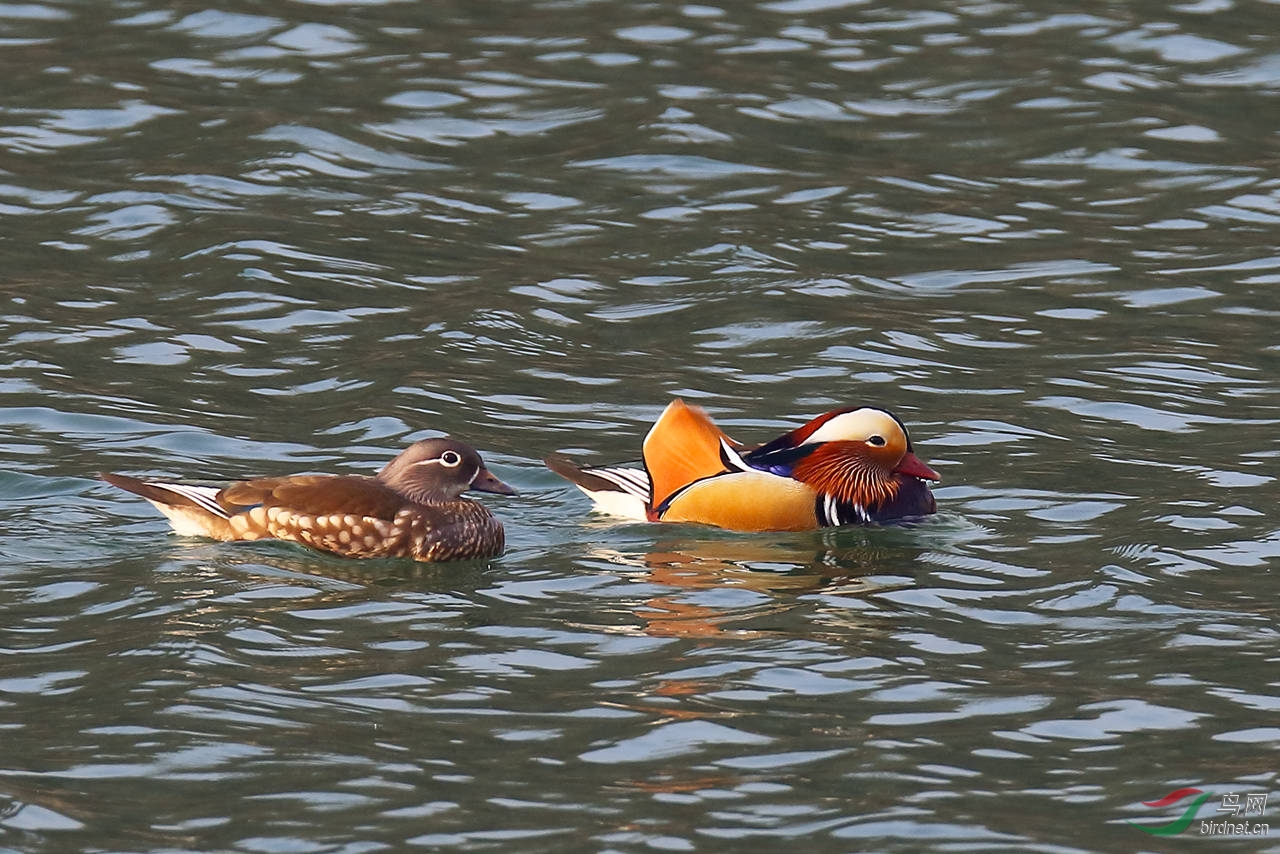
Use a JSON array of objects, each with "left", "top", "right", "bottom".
[{"left": 105, "top": 400, "right": 939, "bottom": 563}]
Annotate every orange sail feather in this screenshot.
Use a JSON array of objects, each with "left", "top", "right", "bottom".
[{"left": 642, "top": 399, "right": 740, "bottom": 510}]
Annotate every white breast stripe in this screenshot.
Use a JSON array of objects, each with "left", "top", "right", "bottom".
[
  {"left": 819, "top": 495, "right": 873, "bottom": 527},
  {"left": 823, "top": 494, "right": 840, "bottom": 527},
  {"left": 719, "top": 439, "right": 752, "bottom": 472},
  {"left": 149, "top": 482, "right": 228, "bottom": 519}
]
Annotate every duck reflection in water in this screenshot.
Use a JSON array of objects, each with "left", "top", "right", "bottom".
[{"left": 575, "top": 529, "right": 925, "bottom": 640}]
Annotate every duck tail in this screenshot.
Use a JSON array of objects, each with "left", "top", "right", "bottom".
[
  {"left": 544, "top": 455, "right": 650, "bottom": 521},
  {"left": 102, "top": 472, "right": 235, "bottom": 538}
]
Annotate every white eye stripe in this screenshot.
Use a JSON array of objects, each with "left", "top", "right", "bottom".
[
  {"left": 806, "top": 410, "right": 903, "bottom": 446},
  {"left": 414, "top": 452, "right": 466, "bottom": 468}
]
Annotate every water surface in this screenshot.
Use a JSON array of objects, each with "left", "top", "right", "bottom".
[{"left": 2, "top": 0, "right": 1278, "bottom": 851}]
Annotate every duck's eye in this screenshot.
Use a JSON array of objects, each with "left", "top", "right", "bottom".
[
  {"left": 867, "top": 435, "right": 887, "bottom": 447},
  {"left": 440, "top": 450, "right": 462, "bottom": 467}
]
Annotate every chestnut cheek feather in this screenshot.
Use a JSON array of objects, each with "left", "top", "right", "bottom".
[{"left": 792, "top": 449, "right": 901, "bottom": 509}]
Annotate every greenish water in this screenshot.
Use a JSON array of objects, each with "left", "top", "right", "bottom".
[{"left": 1, "top": 1, "right": 1278, "bottom": 852}]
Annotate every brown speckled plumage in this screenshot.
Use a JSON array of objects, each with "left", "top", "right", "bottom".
[{"left": 103, "top": 438, "right": 514, "bottom": 562}]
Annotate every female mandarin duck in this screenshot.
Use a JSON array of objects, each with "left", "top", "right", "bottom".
[
  {"left": 103, "top": 438, "right": 516, "bottom": 562},
  {"left": 547, "top": 399, "right": 938, "bottom": 531}
]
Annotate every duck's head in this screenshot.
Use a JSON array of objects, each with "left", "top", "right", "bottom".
[
  {"left": 747, "top": 407, "right": 939, "bottom": 507},
  {"left": 379, "top": 438, "right": 517, "bottom": 503}
]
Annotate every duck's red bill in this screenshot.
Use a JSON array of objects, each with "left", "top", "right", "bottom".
[{"left": 894, "top": 452, "right": 940, "bottom": 482}]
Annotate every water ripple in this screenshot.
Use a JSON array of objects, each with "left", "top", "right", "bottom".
[{"left": 2, "top": 0, "right": 1279, "bottom": 850}]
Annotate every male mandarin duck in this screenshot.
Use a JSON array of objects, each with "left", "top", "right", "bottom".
[
  {"left": 103, "top": 438, "right": 516, "bottom": 562},
  {"left": 546, "top": 399, "right": 938, "bottom": 531}
]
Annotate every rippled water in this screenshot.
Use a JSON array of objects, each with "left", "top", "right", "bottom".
[{"left": 2, "top": 0, "right": 1278, "bottom": 851}]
